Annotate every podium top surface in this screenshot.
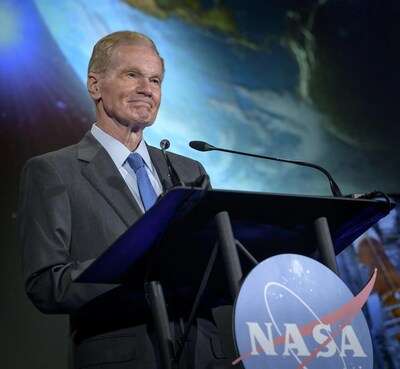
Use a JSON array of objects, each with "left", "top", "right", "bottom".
[{"left": 74, "top": 187, "right": 395, "bottom": 286}]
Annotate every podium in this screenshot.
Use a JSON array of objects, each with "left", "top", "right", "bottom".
[{"left": 74, "top": 187, "right": 395, "bottom": 369}]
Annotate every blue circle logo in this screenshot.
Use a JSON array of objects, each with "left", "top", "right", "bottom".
[{"left": 233, "top": 254, "right": 373, "bottom": 369}]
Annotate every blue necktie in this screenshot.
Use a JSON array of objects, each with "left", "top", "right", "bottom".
[{"left": 127, "top": 153, "right": 157, "bottom": 211}]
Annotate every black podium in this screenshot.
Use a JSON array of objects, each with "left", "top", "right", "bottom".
[{"left": 74, "top": 187, "right": 395, "bottom": 369}]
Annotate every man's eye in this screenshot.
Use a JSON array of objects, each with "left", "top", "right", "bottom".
[
  {"left": 127, "top": 73, "right": 137, "bottom": 77},
  {"left": 151, "top": 79, "right": 160, "bottom": 85}
]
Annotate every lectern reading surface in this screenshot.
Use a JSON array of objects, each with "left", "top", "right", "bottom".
[{"left": 74, "top": 187, "right": 394, "bottom": 287}]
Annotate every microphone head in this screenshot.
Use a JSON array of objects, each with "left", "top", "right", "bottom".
[
  {"left": 189, "top": 141, "right": 215, "bottom": 152},
  {"left": 160, "top": 139, "right": 170, "bottom": 150}
]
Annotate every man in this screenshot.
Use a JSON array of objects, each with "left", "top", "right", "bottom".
[{"left": 19, "top": 31, "right": 228, "bottom": 369}]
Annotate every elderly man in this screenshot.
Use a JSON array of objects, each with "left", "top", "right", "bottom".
[{"left": 19, "top": 31, "right": 228, "bottom": 369}]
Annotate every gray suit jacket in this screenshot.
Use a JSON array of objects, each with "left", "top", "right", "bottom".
[{"left": 19, "top": 131, "right": 227, "bottom": 368}]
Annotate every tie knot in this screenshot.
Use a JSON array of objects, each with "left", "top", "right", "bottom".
[{"left": 127, "top": 152, "right": 145, "bottom": 173}]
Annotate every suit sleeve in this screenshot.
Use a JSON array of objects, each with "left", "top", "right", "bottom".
[{"left": 18, "top": 157, "right": 135, "bottom": 314}]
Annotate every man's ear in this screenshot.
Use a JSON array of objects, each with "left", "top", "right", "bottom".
[{"left": 87, "top": 72, "right": 101, "bottom": 100}]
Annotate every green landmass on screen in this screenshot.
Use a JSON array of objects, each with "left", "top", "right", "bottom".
[{"left": 123, "top": 0, "right": 265, "bottom": 50}]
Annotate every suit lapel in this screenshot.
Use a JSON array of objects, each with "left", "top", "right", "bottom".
[
  {"left": 77, "top": 132, "right": 143, "bottom": 226},
  {"left": 148, "top": 145, "right": 173, "bottom": 191}
]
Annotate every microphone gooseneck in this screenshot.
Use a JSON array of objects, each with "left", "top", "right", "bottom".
[
  {"left": 189, "top": 140, "right": 343, "bottom": 197},
  {"left": 160, "top": 139, "right": 183, "bottom": 187}
]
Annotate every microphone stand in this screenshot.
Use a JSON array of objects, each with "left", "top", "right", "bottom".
[
  {"left": 160, "top": 139, "right": 184, "bottom": 187},
  {"left": 160, "top": 140, "right": 211, "bottom": 190}
]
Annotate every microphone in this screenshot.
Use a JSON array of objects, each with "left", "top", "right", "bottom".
[
  {"left": 189, "top": 140, "right": 343, "bottom": 197},
  {"left": 160, "top": 139, "right": 170, "bottom": 150},
  {"left": 160, "top": 139, "right": 184, "bottom": 187}
]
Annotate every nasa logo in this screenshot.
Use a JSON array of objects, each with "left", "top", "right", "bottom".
[{"left": 233, "top": 254, "right": 374, "bottom": 369}]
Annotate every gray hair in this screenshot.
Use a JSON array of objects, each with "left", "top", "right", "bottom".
[{"left": 88, "top": 30, "right": 165, "bottom": 76}]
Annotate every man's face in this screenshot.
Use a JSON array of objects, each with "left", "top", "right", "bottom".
[{"left": 94, "top": 44, "right": 163, "bottom": 129}]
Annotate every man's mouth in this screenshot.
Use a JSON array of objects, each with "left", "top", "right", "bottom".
[{"left": 128, "top": 100, "right": 152, "bottom": 108}]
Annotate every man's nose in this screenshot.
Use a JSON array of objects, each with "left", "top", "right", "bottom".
[{"left": 137, "top": 78, "right": 152, "bottom": 96}]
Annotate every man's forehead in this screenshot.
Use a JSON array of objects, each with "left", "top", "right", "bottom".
[
  {"left": 110, "top": 44, "right": 163, "bottom": 70},
  {"left": 112, "top": 44, "right": 160, "bottom": 61}
]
